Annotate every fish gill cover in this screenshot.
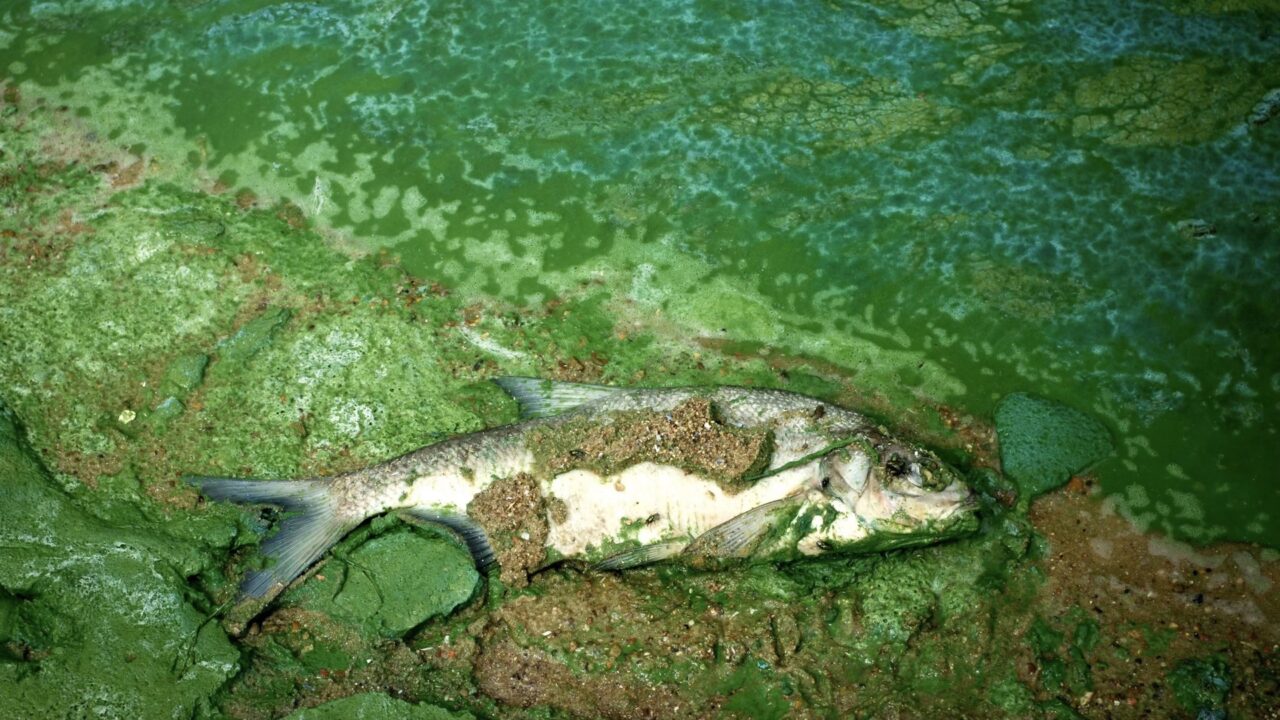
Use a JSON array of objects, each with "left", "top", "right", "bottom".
[{"left": 0, "top": 0, "right": 1278, "bottom": 717}]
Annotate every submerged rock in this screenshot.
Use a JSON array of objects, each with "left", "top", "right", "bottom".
[
  {"left": 1167, "top": 654, "right": 1233, "bottom": 718},
  {"left": 283, "top": 527, "right": 479, "bottom": 638},
  {"left": 216, "top": 307, "right": 293, "bottom": 366},
  {"left": 1247, "top": 87, "right": 1280, "bottom": 127},
  {"left": 994, "top": 393, "right": 1113, "bottom": 497}
]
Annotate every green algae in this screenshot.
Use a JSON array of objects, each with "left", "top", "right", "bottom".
[
  {"left": 0, "top": 3, "right": 1278, "bottom": 717},
  {"left": 4, "top": 0, "right": 1279, "bottom": 549},
  {"left": 698, "top": 70, "right": 961, "bottom": 151},
  {"left": 718, "top": 660, "right": 790, "bottom": 720},
  {"left": 1064, "top": 57, "right": 1275, "bottom": 146},
  {"left": 1168, "top": 655, "right": 1233, "bottom": 718},
  {"left": 0, "top": 403, "right": 238, "bottom": 719},
  {"left": 1026, "top": 612, "right": 1098, "bottom": 697},
  {"left": 995, "top": 393, "right": 1114, "bottom": 498},
  {"left": 0, "top": 149, "right": 1261, "bottom": 714}
]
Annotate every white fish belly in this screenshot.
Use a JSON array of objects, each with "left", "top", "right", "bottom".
[{"left": 544, "top": 461, "right": 812, "bottom": 558}]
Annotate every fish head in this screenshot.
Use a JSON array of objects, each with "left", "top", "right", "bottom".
[{"left": 795, "top": 441, "right": 977, "bottom": 555}]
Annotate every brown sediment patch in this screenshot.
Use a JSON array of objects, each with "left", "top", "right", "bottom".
[
  {"left": 457, "top": 567, "right": 859, "bottom": 718},
  {"left": 548, "top": 352, "right": 609, "bottom": 383},
  {"left": 471, "top": 572, "right": 724, "bottom": 719},
  {"left": 932, "top": 400, "right": 1000, "bottom": 468},
  {"left": 275, "top": 200, "right": 306, "bottom": 230},
  {"left": 225, "top": 607, "right": 426, "bottom": 720},
  {"left": 546, "top": 494, "right": 569, "bottom": 525},
  {"left": 467, "top": 472, "right": 550, "bottom": 587},
  {"left": 475, "top": 638, "right": 682, "bottom": 719},
  {"left": 49, "top": 450, "right": 122, "bottom": 488},
  {"left": 528, "top": 397, "right": 772, "bottom": 488},
  {"left": 1026, "top": 489, "right": 1280, "bottom": 717},
  {"left": 109, "top": 158, "right": 147, "bottom": 188}
]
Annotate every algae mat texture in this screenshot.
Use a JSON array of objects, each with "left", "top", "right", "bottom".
[{"left": 2, "top": 0, "right": 1280, "bottom": 718}]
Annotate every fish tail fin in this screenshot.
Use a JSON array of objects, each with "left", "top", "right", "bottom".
[
  {"left": 492, "top": 376, "right": 623, "bottom": 419},
  {"left": 186, "top": 476, "right": 350, "bottom": 599}
]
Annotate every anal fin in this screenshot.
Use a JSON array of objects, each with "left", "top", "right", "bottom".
[{"left": 399, "top": 508, "right": 497, "bottom": 571}]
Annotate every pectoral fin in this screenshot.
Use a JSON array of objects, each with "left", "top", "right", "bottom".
[
  {"left": 594, "top": 539, "right": 688, "bottom": 571},
  {"left": 684, "top": 496, "right": 802, "bottom": 559},
  {"left": 686, "top": 497, "right": 803, "bottom": 558}
]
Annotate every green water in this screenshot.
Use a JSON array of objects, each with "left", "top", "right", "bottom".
[{"left": 3, "top": 0, "right": 1278, "bottom": 545}]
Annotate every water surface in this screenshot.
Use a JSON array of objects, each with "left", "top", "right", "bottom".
[{"left": 4, "top": 0, "right": 1278, "bottom": 544}]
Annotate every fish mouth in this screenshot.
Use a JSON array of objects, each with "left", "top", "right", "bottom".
[{"left": 952, "top": 494, "right": 981, "bottom": 515}]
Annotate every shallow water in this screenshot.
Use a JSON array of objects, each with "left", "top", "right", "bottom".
[{"left": 7, "top": 0, "right": 1277, "bottom": 545}]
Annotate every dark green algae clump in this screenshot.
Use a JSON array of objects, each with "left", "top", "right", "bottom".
[{"left": 2, "top": 94, "right": 1278, "bottom": 719}]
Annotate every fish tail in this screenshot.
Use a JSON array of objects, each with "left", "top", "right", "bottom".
[{"left": 186, "top": 476, "right": 350, "bottom": 599}]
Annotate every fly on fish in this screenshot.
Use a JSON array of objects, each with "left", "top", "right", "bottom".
[{"left": 188, "top": 378, "right": 978, "bottom": 601}]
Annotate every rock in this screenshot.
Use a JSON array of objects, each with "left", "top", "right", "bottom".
[
  {"left": 1175, "top": 219, "right": 1216, "bottom": 240},
  {"left": 158, "top": 352, "right": 209, "bottom": 398},
  {"left": 285, "top": 526, "right": 479, "bottom": 637},
  {"left": 1247, "top": 87, "right": 1280, "bottom": 127},
  {"left": 994, "top": 393, "right": 1113, "bottom": 497},
  {"left": 216, "top": 307, "right": 292, "bottom": 365}
]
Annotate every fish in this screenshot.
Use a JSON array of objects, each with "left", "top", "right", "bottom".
[{"left": 189, "top": 378, "right": 977, "bottom": 601}]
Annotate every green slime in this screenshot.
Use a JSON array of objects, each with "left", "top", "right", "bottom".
[{"left": 995, "top": 392, "right": 1114, "bottom": 497}]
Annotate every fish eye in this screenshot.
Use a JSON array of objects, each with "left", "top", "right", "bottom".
[
  {"left": 885, "top": 453, "right": 909, "bottom": 478},
  {"left": 820, "top": 476, "right": 831, "bottom": 489}
]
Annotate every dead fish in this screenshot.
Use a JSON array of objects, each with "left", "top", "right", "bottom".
[{"left": 189, "top": 378, "right": 977, "bottom": 600}]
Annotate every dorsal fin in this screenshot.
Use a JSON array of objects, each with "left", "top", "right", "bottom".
[{"left": 492, "top": 376, "right": 623, "bottom": 419}]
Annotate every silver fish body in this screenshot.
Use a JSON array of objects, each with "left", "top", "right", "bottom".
[{"left": 191, "top": 379, "right": 976, "bottom": 600}]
